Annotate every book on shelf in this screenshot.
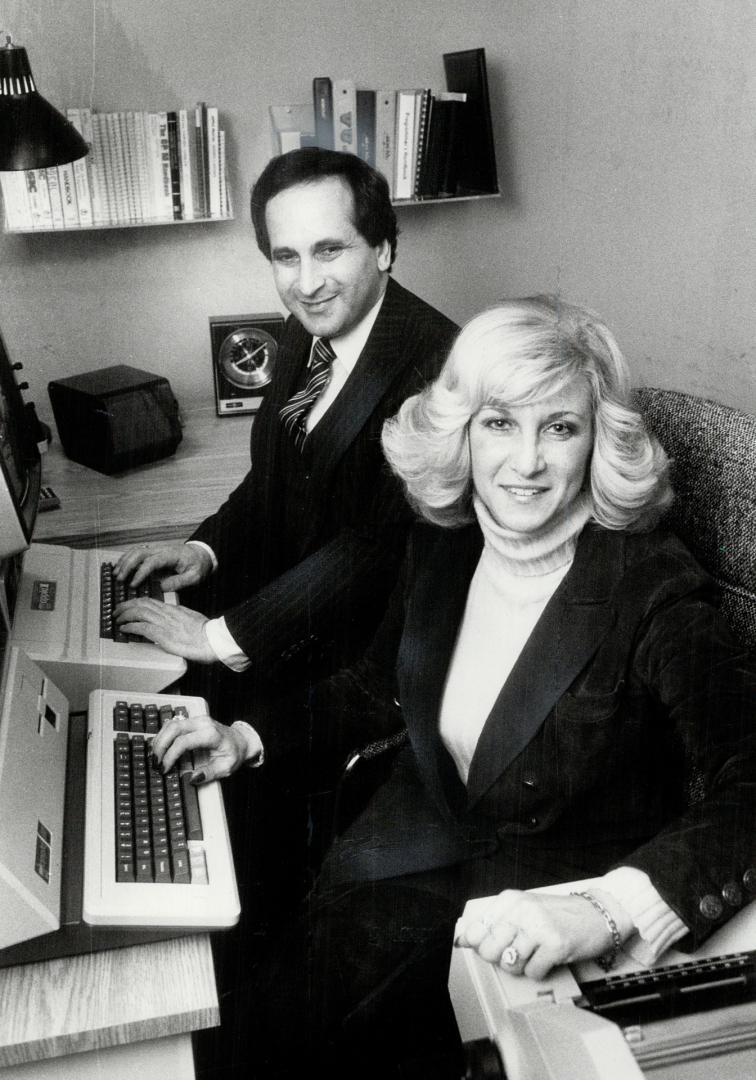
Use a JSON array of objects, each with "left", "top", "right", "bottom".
[
  {"left": 166, "top": 111, "right": 183, "bottom": 220},
  {"left": 57, "top": 162, "right": 80, "bottom": 227},
  {"left": 355, "top": 90, "right": 376, "bottom": 167},
  {"left": 292, "top": 51, "right": 497, "bottom": 204},
  {"left": 66, "top": 109, "right": 93, "bottom": 226},
  {"left": 177, "top": 109, "right": 195, "bottom": 221},
  {"left": 205, "top": 105, "right": 221, "bottom": 220},
  {"left": 313, "top": 77, "right": 334, "bottom": 150},
  {"left": 442, "top": 48, "right": 498, "bottom": 195},
  {"left": 375, "top": 89, "right": 396, "bottom": 197},
  {"left": 394, "top": 88, "right": 421, "bottom": 200},
  {"left": 332, "top": 78, "right": 356, "bottom": 153},
  {"left": 45, "top": 167, "right": 65, "bottom": 228}
]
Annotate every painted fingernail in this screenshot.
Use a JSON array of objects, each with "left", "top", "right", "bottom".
[{"left": 190, "top": 771, "right": 206, "bottom": 786}]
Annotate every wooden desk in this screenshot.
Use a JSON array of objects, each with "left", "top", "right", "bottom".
[
  {"left": 0, "top": 936, "right": 217, "bottom": 1073},
  {"left": 34, "top": 405, "right": 253, "bottom": 548}
]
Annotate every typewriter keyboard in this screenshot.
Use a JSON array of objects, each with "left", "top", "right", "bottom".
[
  {"left": 113, "top": 700, "right": 206, "bottom": 885},
  {"left": 100, "top": 562, "right": 163, "bottom": 642}
]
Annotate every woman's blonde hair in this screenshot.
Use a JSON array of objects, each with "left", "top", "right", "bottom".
[{"left": 382, "top": 295, "right": 672, "bottom": 530}]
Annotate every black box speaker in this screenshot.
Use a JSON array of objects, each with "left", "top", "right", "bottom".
[{"left": 48, "top": 364, "right": 183, "bottom": 475}]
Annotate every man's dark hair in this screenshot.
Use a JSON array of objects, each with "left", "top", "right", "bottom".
[{"left": 250, "top": 147, "right": 398, "bottom": 268}]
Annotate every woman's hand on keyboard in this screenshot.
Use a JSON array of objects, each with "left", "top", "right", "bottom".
[
  {"left": 115, "top": 541, "right": 213, "bottom": 591},
  {"left": 114, "top": 598, "right": 217, "bottom": 662},
  {"left": 152, "top": 711, "right": 250, "bottom": 781}
]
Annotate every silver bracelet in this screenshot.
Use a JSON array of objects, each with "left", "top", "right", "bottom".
[{"left": 571, "top": 890, "right": 622, "bottom": 972}]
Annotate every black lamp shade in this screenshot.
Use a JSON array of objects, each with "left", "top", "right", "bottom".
[{"left": 0, "top": 41, "right": 89, "bottom": 170}]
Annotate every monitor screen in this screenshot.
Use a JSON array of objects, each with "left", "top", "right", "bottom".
[{"left": 0, "top": 328, "right": 40, "bottom": 559}]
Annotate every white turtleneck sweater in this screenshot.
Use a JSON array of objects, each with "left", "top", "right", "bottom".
[{"left": 440, "top": 493, "right": 687, "bottom": 964}]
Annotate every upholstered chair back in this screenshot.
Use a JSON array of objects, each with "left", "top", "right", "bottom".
[{"left": 635, "top": 387, "right": 756, "bottom": 651}]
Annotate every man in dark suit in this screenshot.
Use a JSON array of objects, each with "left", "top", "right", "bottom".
[
  {"left": 114, "top": 148, "right": 457, "bottom": 756},
  {"left": 114, "top": 150, "right": 458, "bottom": 917}
]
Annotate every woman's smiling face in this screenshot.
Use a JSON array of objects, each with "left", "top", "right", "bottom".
[{"left": 468, "top": 377, "right": 594, "bottom": 534}]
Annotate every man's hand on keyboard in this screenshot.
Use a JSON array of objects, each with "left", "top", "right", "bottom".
[
  {"left": 152, "top": 711, "right": 250, "bottom": 781},
  {"left": 114, "top": 597, "right": 217, "bottom": 662},
  {"left": 115, "top": 541, "right": 213, "bottom": 591}
]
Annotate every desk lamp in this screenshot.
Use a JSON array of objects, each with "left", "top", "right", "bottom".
[{"left": 0, "top": 32, "right": 88, "bottom": 169}]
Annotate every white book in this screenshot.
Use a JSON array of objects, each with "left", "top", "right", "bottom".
[
  {"left": 0, "top": 173, "right": 30, "bottom": 230},
  {"left": 45, "top": 167, "right": 65, "bottom": 228},
  {"left": 155, "top": 111, "right": 174, "bottom": 220},
  {"left": 178, "top": 109, "right": 195, "bottom": 220},
  {"left": 89, "top": 112, "right": 113, "bottom": 225},
  {"left": 103, "top": 112, "right": 127, "bottom": 223},
  {"left": 66, "top": 109, "right": 93, "bottom": 227},
  {"left": 206, "top": 105, "right": 221, "bottom": 218},
  {"left": 375, "top": 90, "right": 396, "bottom": 197},
  {"left": 145, "top": 112, "right": 163, "bottom": 221},
  {"left": 123, "top": 111, "right": 142, "bottom": 222},
  {"left": 218, "top": 128, "right": 227, "bottom": 218},
  {"left": 133, "top": 111, "right": 151, "bottom": 223},
  {"left": 332, "top": 79, "right": 356, "bottom": 154},
  {"left": 394, "top": 89, "right": 419, "bottom": 199},
  {"left": 25, "top": 169, "right": 53, "bottom": 229},
  {"left": 57, "top": 162, "right": 80, "bottom": 227}
]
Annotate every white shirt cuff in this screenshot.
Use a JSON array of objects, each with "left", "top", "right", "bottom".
[
  {"left": 204, "top": 616, "right": 251, "bottom": 671},
  {"left": 186, "top": 539, "right": 218, "bottom": 572},
  {"left": 230, "top": 721, "right": 264, "bottom": 767},
  {"left": 599, "top": 866, "right": 689, "bottom": 965}
]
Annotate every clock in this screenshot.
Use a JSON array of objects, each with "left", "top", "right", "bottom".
[{"left": 209, "top": 313, "right": 285, "bottom": 416}]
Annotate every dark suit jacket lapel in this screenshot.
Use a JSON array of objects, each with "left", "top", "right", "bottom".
[
  {"left": 465, "top": 526, "right": 622, "bottom": 806},
  {"left": 306, "top": 277, "right": 408, "bottom": 487},
  {"left": 396, "top": 526, "right": 483, "bottom": 818}
]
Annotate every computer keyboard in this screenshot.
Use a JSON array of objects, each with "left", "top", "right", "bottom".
[
  {"left": 113, "top": 700, "right": 205, "bottom": 885},
  {"left": 84, "top": 688, "right": 239, "bottom": 929},
  {"left": 100, "top": 561, "right": 162, "bottom": 642}
]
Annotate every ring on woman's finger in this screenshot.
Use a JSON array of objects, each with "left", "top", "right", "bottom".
[{"left": 501, "top": 945, "right": 519, "bottom": 967}]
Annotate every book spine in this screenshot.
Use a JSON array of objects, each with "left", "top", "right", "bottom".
[
  {"left": 66, "top": 109, "right": 93, "bottom": 227},
  {"left": 332, "top": 79, "right": 356, "bottom": 153},
  {"left": 104, "top": 111, "right": 127, "bottom": 223},
  {"left": 437, "top": 99, "right": 466, "bottom": 196},
  {"left": 218, "top": 128, "right": 228, "bottom": 218},
  {"left": 45, "top": 166, "right": 65, "bottom": 228},
  {"left": 166, "top": 111, "right": 183, "bottom": 220},
  {"left": 178, "top": 108, "right": 195, "bottom": 220},
  {"left": 313, "top": 76, "right": 334, "bottom": 150},
  {"left": 125, "top": 111, "right": 144, "bottom": 222},
  {"left": 156, "top": 111, "right": 174, "bottom": 220},
  {"left": 145, "top": 112, "right": 161, "bottom": 221},
  {"left": 87, "top": 111, "right": 111, "bottom": 224},
  {"left": 195, "top": 103, "right": 209, "bottom": 218},
  {"left": 117, "top": 111, "right": 137, "bottom": 222},
  {"left": 374, "top": 90, "right": 396, "bottom": 198},
  {"left": 133, "top": 111, "right": 151, "bottom": 222},
  {"left": 57, "top": 161, "right": 80, "bottom": 227},
  {"left": 394, "top": 90, "right": 418, "bottom": 200},
  {"left": 206, "top": 105, "right": 221, "bottom": 218},
  {"left": 23, "top": 169, "right": 48, "bottom": 229},
  {"left": 412, "top": 90, "right": 433, "bottom": 199},
  {"left": 355, "top": 90, "right": 376, "bottom": 167},
  {"left": 0, "top": 174, "right": 29, "bottom": 230}
]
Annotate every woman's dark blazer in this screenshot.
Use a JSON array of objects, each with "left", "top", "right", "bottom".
[{"left": 318, "top": 521, "right": 756, "bottom": 952}]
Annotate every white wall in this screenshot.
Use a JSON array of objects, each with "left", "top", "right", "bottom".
[{"left": 1, "top": 0, "right": 754, "bottom": 424}]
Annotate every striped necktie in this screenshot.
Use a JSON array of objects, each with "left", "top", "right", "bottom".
[{"left": 279, "top": 336, "right": 336, "bottom": 451}]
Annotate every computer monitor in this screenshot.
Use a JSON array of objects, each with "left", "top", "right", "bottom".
[{"left": 0, "top": 326, "right": 41, "bottom": 559}]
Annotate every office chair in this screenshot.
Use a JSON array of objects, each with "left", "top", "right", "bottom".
[{"left": 336, "top": 388, "right": 756, "bottom": 827}]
